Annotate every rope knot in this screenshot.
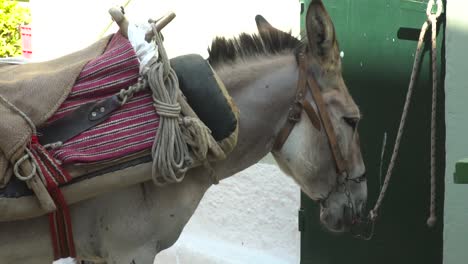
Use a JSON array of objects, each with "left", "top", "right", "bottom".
[{"left": 153, "top": 99, "right": 181, "bottom": 118}]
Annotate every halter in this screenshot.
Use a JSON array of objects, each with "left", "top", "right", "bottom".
[
  {"left": 273, "top": 53, "right": 367, "bottom": 226},
  {"left": 273, "top": 53, "right": 347, "bottom": 175}
]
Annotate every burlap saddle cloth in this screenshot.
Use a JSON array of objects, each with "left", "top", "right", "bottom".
[
  {"left": 0, "top": 33, "right": 238, "bottom": 222},
  {"left": 0, "top": 36, "right": 112, "bottom": 187}
]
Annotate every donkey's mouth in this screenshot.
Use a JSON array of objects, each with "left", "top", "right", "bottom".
[{"left": 320, "top": 207, "right": 352, "bottom": 233}]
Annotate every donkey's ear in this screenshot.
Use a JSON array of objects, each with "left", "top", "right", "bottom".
[
  {"left": 256, "top": 15, "right": 292, "bottom": 38},
  {"left": 255, "top": 15, "right": 276, "bottom": 34},
  {"left": 255, "top": 14, "right": 293, "bottom": 52},
  {"left": 305, "top": 1, "right": 339, "bottom": 63}
]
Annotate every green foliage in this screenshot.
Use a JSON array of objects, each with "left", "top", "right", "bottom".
[{"left": 0, "top": 0, "right": 31, "bottom": 57}]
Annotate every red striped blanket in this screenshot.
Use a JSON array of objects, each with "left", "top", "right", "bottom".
[{"left": 47, "top": 33, "right": 159, "bottom": 165}]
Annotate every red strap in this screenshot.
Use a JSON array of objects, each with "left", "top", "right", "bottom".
[
  {"left": 54, "top": 189, "right": 76, "bottom": 258},
  {"left": 29, "top": 137, "right": 76, "bottom": 260},
  {"left": 48, "top": 213, "right": 60, "bottom": 260}
]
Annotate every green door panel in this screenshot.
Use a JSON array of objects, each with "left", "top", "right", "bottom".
[
  {"left": 454, "top": 159, "right": 468, "bottom": 184},
  {"left": 299, "top": 0, "right": 445, "bottom": 264}
]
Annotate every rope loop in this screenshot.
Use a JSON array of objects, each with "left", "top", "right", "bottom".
[
  {"left": 13, "top": 148, "right": 37, "bottom": 181},
  {"left": 153, "top": 99, "right": 181, "bottom": 118},
  {"left": 426, "top": 0, "right": 443, "bottom": 19}
]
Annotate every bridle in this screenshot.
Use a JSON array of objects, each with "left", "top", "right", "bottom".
[
  {"left": 272, "top": 53, "right": 347, "bottom": 173},
  {"left": 272, "top": 52, "right": 367, "bottom": 227},
  {"left": 273, "top": 53, "right": 348, "bottom": 175}
]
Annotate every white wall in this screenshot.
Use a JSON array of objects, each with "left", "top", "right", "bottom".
[
  {"left": 443, "top": 1, "right": 468, "bottom": 264},
  {"left": 32, "top": 1, "right": 302, "bottom": 263},
  {"left": 155, "top": 163, "right": 300, "bottom": 264},
  {"left": 30, "top": 0, "right": 300, "bottom": 61}
]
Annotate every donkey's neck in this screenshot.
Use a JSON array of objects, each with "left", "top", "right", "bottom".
[{"left": 213, "top": 54, "right": 298, "bottom": 180}]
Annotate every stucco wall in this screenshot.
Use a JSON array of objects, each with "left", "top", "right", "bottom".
[
  {"left": 443, "top": 1, "right": 468, "bottom": 264},
  {"left": 30, "top": 1, "right": 302, "bottom": 263}
]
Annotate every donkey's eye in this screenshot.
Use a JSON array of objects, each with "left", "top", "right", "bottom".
[{"left": 343, "top": 117, "right": 359, "bottom": 129}]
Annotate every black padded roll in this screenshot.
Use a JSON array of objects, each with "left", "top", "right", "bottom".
[{"left": 170, "top": 54, "right": 237, "bottom": 141}]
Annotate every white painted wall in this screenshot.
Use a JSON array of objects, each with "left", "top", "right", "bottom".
[
  {"left": 30, "top": 0, "right": 300, "bottom": 61},
  {"left": 155, "top": 163, "right": 300, "bottom": 264},
  {"left": 31, "top": 1, "right": 302, "bottom": 263},
  {"left": 443, "top": 1, "right": 468, "bottom": 264}
]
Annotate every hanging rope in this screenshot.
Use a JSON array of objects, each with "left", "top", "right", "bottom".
[
  {"left": 369, "top": 0, "right": 443, "bottom": 228},
  {"left": 113, "top": 12, "right": 222, "bottom": 185},
  {"left": 145, "top": 28, "right": 191, "bottom": 185},
  {"left": 427, "top": 0, "right": 442, "bottom": 228},
  {"left": 144, "top": 22, "right": 216, "bottom": 185}
]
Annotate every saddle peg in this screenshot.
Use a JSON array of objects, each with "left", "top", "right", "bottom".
[
  {"left": 109, "top": 7, "right": 129, "bottom": 38},
  {"left": 145, "top": 12, "right": 176, "bottom": 42}
]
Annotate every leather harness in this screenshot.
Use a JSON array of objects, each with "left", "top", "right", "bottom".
[
  {"left": 272, "top": 53, "right": 369, "bottom": 226},
  {"left": 38, "top": 95, "right": 121, "bottom": 145},
  {"left": 273, "top": 53, "right": 347, "bottom": 175}
]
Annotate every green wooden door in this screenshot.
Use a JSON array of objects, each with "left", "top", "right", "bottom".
[{"left": 299, "top": 0, "right": 446, "bottom": 263}]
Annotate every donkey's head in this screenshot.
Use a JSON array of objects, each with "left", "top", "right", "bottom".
[{"left": 266, "top": 1, "right": 367, "bottom": 232}]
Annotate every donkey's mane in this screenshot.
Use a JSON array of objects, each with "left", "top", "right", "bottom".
[{"left": 207, "top": 30, "right": 303, "bottom": 68}]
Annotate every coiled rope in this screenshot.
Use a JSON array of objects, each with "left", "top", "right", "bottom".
[{"left": 120, "top": 22, "right": 217, "bottom": 186}]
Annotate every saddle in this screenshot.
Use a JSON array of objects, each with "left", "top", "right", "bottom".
[
  {"left": 0, "top": 32, "right": 239, "bottom": 222},
  {"left": 0, "top": 35, "right": 113, "bottom": 187}
]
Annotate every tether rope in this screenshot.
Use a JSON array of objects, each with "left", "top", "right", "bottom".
[{"left": 369, "top": 0, "right": 442, "bottom": 228}]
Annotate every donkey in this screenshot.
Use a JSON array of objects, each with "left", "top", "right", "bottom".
[{"left": 0, "top": 2, "right": 366, "bottom": 263}]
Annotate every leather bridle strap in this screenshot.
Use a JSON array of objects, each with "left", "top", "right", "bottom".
[
  {"left": 273, "top": 55, "right": 347, "bottom": 174},
  {"left": 305, "top": 67, "right": 347, "bottom": 174},
  {"left": 272, "top": 56, "right": 321, "bottom": 150}
]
